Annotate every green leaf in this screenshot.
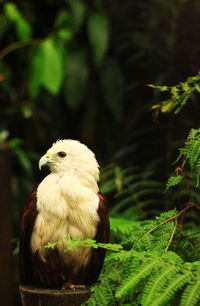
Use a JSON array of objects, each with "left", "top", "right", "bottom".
[
  {"left": 194, "top": 83, "right": 200, "bottom": 92},
  {"left": 100, "top": 59, "right": 124, "bottom": 121},
  {"left": 64, "top": 50, "right": 88, "bottom": 109},
  {"left": 57, "top": 29, "right": 73, "bottom": 42},
  {"left": 180, "top": 279, "right": 200, "bottom": 306},
  {"left": 54, "top": 11, "right": 73, "bottom": 42},
  {"left": 171, "top": 86, "right": 179, "bottom": 99},
  {"left": 161, "top": 100, "right": 174, "bottom": 113},
  {"left": 28, "top": 45, "right": 43, "bottom": 97},
  {"left": 29, "top": 39, "right": 64, "bottom": 97},
  {"left": 11, "top": 238, "right": 19, "bottom": 255},
  {"left": 16, "top": 17, "right": 32, "bottom": 40},
  {"left": 4, "top": 2, "right": 19, "bottom": 21},
  {"left": 9, "top": 137, "right": 23, "bottom": 149},
  {"left": 54, "top": 11, "right": 70, "bottom": 28},
  {"left": 44, "top": 242, "right": 57, "bottom": 250},
  {"left": 148, "top": 84, "right": 168, "bottom": 91},
  {"left": 4, "top": 2, "right": 32, "bottom": 40},
  {"left": 40, "top": 39, "right": 63, "bottom": 94},
  {"left": 116, "top": 259, "right": 159, "bottom": 298},
  {"left": 166, "top": 175, "right": 183, "bottom": 190},
  {"left": 69, "top": 0, "right": 86, "bottom": 32},
  {"left": 110, "top": 217, "right": 141, "bottom": 234},
  {"left": 87, "top": 12, "right": 109, "bottom": 67}
]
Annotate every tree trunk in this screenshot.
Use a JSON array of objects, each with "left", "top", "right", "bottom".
[
  {"left": 19, "top": 285, "right": 91, "bottom": 306},
  {"left": 0, "top": 142, "right": 13, "bottom": 306}
]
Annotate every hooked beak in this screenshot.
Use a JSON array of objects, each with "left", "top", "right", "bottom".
[{"left": 39, "top": 153, "right": 51, "bottom": 170}]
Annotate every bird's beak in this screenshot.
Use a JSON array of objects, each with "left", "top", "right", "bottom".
[{"left": 39, "top": 153, "right": 51, "bottom": 170}]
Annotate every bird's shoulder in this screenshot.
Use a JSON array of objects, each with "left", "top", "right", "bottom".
[{"left": 21, "top": 186, "right": 38, "bottom": 233}]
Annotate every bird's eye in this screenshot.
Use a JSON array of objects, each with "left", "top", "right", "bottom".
[{"left": 57, "top": 151, "right": 66, "bottom": 158}]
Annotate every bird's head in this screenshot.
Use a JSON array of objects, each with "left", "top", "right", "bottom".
[{"left": 39, "top": 139, "right": 99, "bottom": 190}]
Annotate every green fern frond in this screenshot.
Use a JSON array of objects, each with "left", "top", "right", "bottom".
[
  {"left": 87, "top": 280, "right": 116, "bottom": 306},
  {"left": 128, "top": 180, "right": 164, "bottom": 191},
  {"left": 196, "top": 160, "right": 200, "bottom": 186},
  {"left": 132, "top": 188, "right": 164, "bottom": 198},
  {"left": 115, "top": 257, "right": 160, "bottom": 299},
  {"left": 180, "top": 279, "right": 200, "bottom": 306},
  {"left": 166, "top": 175, "right": 183, "bottom": 190},
  {"left": 45, "top": 237, "right": 123, "bottom": 252},
  {"left": 86, "top": 210, "right": 200, "bottom": 305},
  {"left": 105, "top": 249, "right": 142, "bottom": 264},
  {"left": 189, "top": 140, "right": 200, "bottom": 170},
  {"left": 153, "top": 209, "right": 178, "bottom": 223},
  {"left": 109, "top": 196, "right": 136, "bottom": 216},
  {"left": 140, "top": 265, "right": 178, "bottom": 306},
  {"left": 100, "top": 163, "right": 165, "bottom": 219},
  {"left": 151, "top": 271, "right": 192, "bottom": 306},
  {"left": 162, "top": 251, "right": 183, "bottom": 265},
  {"left": 151, "top": 72, "right": 200, "bottom": 114}
]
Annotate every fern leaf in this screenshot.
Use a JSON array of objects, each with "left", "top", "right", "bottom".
[
  {"left": 129, "top": 180, "right": 164, "bottom": 191},
  {"left": 132, "top": 188, "right": 164, "bottom": 198},
  {"left": 190, "top": 139, "right": 200, "bottom": 170},
  {"left": 87, "top": 280, "right": 116, "bottom": 306},
  {"left": 196, "top": 160, "right": 200, "bottom": 186},
  {"left": 140, "top": 265, "right": 178, "bottom": 306},
  {"left": 136, "top": 233, "right": 155, "bottom": 251},
  {"left": 166, "top": 175, "right": 183, "bottom": 190},
  {"left": 151, "top": 271, "right": 192, "bottom": 306},
  {"left": 180, "top": 279, "right": 200, "bottom": 306},
  {"left": 109, "top": 196, "right": 136, "bottom": 216},
  {"left": 115, "top": 258, "right": 159, "bottom": 299}
]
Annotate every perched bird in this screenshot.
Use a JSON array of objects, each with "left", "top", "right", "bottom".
[{"left": 19, "top": 140, "right": 110, "bottom": 288}]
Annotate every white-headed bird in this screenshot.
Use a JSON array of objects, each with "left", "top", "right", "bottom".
[{"left": 19, "top": 140, "right": 110, "bottom": 288}]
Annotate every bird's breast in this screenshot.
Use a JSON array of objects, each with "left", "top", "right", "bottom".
[{"left": 31, "top": 174, "right": 100, "bottom": 271}]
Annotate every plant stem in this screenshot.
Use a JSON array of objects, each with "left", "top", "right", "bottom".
[
  {"left": 0, "top": 39, "right": 42, "bottom": 60},
  {"left": 165, "top": 218, "right": 177, "bottom": 252}
]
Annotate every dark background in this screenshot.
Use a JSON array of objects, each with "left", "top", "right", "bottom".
[{"left": 1, "top": 0, "right": 200, "bottom": 304}]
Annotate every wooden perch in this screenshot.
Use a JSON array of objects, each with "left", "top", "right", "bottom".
[{"left": 19, "top": 285, "right": 91, "bottom": 306}]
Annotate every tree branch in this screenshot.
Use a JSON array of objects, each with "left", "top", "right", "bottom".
[{"left": 0, "top": 39, "right": 42, "bottom": 60}]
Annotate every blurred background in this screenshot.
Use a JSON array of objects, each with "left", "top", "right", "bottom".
[{"left": 1, "top": 0, "right": 200, "bottom": 305}]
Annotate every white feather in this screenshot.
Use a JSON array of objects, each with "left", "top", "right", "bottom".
[{"left": 31, "top": 140, "right": 100, "bottom": 272}]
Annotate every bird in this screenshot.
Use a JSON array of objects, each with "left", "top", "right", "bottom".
[{"left": 19, "top": 139, "right": 110, "bottom": 289}]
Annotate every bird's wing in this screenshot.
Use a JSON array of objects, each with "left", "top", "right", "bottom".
[
  {"left": 19, "top": 186, "right": 67, "bottom": 287},
  {"left": 19, "top": 187, "right": 38, "bottom": 284},
  {"left": 85, "top": 192, "right": 110, "bottom": 285},
  {"left": 96, "top": 193, "right": 110, "bottom": 244}
]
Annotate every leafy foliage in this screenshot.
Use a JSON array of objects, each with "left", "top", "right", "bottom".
[
  {"left": 166, "top": 175, "right": 183, "bottom": 190},
  {"left": 86, "top": 125, "right": 200, "bottom": 305},
  {"left": 100, "top": 164, "right": 165, "bottom": 220},
  {"left": 29, "top": 38, "right": 64, "bottom": 97},
  {"left": 179, "top": 129, "right": 200, "bottom": 172},
  {"left": 84, "top": 210, "right": 200, "bottom": 306},
  {"left": 45, "top": 238, "right": 123, "bottom": 253},
  {"left": 180, "top": 279, "right": 200, "bottom": 306},
  {"left": 166, "top": 128, "right": 200, "bottom": 190},
  {"left": 151, "top": 72, "right": 200, "bottom": 114}
]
